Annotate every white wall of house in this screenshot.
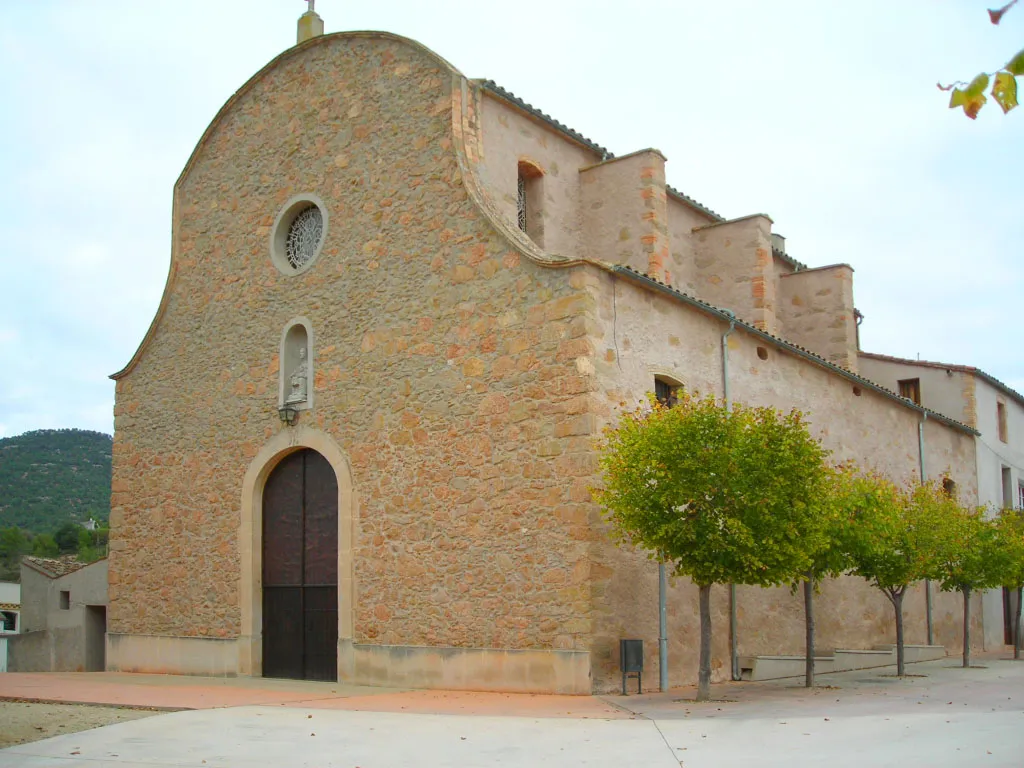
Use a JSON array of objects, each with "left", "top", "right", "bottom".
[
  {"left": 974, "top": 378, "right": 1024, "bottom": 648},
  {"left": 859, "top": 354, "right": 1024, "bottom": 649}
]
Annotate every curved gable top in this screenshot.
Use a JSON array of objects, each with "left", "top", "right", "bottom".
[{"left": 110, "top": 31, "right": 464, "bottom": 381}]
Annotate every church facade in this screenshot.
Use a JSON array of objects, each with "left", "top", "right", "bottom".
[{"left": 108, "top": 19, "right": 981, "bottom": 694}]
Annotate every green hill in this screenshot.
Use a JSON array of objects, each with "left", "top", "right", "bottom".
[{"left": 0, "top": 429, "right": 112, "bottom": 532}]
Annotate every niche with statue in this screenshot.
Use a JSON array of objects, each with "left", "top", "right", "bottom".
[{"left": 280, "top": 321, "right": 313, "bottom": 411}]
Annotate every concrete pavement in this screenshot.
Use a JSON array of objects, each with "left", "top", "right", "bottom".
[{"left": 1, "top": 657, "right": 1022, "bottom": 767}]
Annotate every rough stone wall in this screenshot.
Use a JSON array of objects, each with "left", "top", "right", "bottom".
[
  {"left": 580, "top": 150, "right": 669, "bottom": 280},
  {"left": 476, "top": 93, "right": 600, "bottom": 260},
  {"left": 691, "top": 215, "right": 777, "bottom": 333},
  {"left": 777, "top": 265, "right": 858, "bottom": 372},
  {"left": 110, "top": 33, "right": 599, "bottom": 654},
  {"left": 581, "top": 269, "right": 980, "bottom": 692}
]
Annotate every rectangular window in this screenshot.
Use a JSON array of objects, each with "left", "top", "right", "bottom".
[
  {"left": 655, "top": 378, "right": 678, "bottom": 408},
  {"left": 0, "top": 611, "right": 16, "bottom": 632},
  {"left": 898, "top": 378, "right": 921, "bottom": 405},
  {"left": 998, "top": 401, "right": 1008, "bottom": 443},
  {"left": 1003, "top": 467, "right": 1014, "bottom": 509},
  {"left": 59, "top": 590, "right": 70, "bottom": 610},
  {"left": 1019, "top": 483, "right": 1024, "bottom": 511}
]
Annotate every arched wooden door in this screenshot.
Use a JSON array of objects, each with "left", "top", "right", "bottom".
[{"left": 262, "top": 449, "right": 338, "bottom": 681}]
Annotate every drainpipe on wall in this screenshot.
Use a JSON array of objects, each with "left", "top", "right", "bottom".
[
  {"left": 918, "top": 413, "right": 934, "bottom": 646},
  {"left": 721, "top": 310, "right": 740, "bottom": 681},
  {"left": 659, "top": 561, "right": 668, "bottom": 691}
]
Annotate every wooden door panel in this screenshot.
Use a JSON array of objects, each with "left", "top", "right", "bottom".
[
  {"left": 303, "top": 450, "right": 339, "bottom": 586},
  {"left": 262, "top": 451, "right": 304, "bottom": 588},
  {"left": 262, "top": 449, "right": 339, "bottom": 682}
]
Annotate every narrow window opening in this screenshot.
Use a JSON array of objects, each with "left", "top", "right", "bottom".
[
  {"left": 654, "top": 377, "right": 680, "bottom": 408},
  {"left": 898, "top": 378, "right": 921, "bottom": 405},
  {"left": 516, "top": 161, "right": 544, "bottom": 247},
  {"left": 997, "top": 401, "right": 1008, "bottom": 443},
  {"left": 942, "top": 477, "right": 957, "bottom": 498},
  {"left": 852, "top": 386, "right": 862, "bottom": 397},
  {"left": 1002, "top": 467, "right": 1014, "bottom": 509},
  {"left": 1019, "top": 483, "right": 1024, "bottom": 511},
  {"left": 756, "top": 346, "right": 768, "bottom": 361},
  {"left": 59, "top": 591, "right": 70, "bottom": 610}
]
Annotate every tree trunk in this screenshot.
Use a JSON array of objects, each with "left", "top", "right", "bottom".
[
  {"left": 804, "top": 577, "right": 815, "bottom": 688},
  {"left": 697, "top": 583, "right": 712, "bottom": 702},
  {"left": 1015, "top": 586, "right": 1022, "bottom": 661},
  {"left": 890, "top": 589, "right": 906, "bottom": 677},
  {"left": 962, "top": 587, "right": 972, "bottom": 668}
]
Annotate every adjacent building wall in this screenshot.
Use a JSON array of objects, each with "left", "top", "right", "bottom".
[
  {"left": 581, "top": 269, "right": 979, "bottom": 692},
  {"left": 857, "top": 355, "right": 976, "bottom": 428},
  {"left": 973, "top": 378, "right": 1024, "bottom": 648},
  {"left": 8, "top": 560, "right": 108, "bottom": 672},
  {"left": 777, "top": 264, "right": 858, "bottom": 372}
]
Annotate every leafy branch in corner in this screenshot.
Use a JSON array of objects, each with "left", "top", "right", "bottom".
[{"left": 938, "top": 1, "right": 1024, "bottom": 118}]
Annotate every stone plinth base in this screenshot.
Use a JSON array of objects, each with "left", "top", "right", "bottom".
[
  {"left": 340, "top": 641, "right": 591, "bottom": 694},
  {"left": 107, "top": 633, "right": 591, "bottom": 694},
  {"left": 107, "top": 633, "right": 239, "bottom": 677}
]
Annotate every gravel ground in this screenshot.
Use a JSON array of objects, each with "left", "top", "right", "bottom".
[{"left": 0, "top": 701, "right": 160, "bottom": 748}]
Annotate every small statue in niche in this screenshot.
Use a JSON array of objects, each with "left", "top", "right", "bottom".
[{"left": 285, "top": 346, "right": 309, "bottom": 405}]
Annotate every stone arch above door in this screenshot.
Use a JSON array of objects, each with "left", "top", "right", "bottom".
[{"left": 238, "top": 426, "right": 356, "bottom": 677}]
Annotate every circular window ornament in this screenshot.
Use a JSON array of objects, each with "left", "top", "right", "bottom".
[{"left": 270, "top": 194, "right": 329, "bottom": 276}]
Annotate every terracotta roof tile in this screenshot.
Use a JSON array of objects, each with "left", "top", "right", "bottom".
[{"left": 22, "top": 556, "right": 95, "bottom": 579}]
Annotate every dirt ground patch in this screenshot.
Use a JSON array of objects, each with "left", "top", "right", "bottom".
[{"left": 0, "top": 701, "right": 160, "bottom": 748}]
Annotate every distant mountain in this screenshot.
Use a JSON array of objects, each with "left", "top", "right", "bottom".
[{"left": 0, "top": 429, "right": 112, "bottom": 532}]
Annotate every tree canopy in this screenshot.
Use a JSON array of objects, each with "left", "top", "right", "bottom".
[{"left": 596, "top": 392, "right": 831, "bottom": 699}]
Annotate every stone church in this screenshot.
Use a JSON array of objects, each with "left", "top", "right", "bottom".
[{"left": 108, "top": 9, "right": 980, "bottom": 693}]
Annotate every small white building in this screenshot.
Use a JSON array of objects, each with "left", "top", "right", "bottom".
[
  {"left": 6, "top": 557, "right": 108, "bottom": 673},
  {"left": 859, "top": 352, "right": 1024, "bottom": 649}
]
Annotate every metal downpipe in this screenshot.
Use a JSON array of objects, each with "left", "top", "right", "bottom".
[
  {"left": 659, "top": 561, "right": 668, "bottom": 691},
  {"left": 919, "top": 413, "right": 934, "bottom": 645},
  {"left": 721, "top": 310, "right": 740, "bottom": 681}
]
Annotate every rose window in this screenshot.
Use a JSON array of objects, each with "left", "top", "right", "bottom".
[{"left": 285, "top": 205, "right": 324, "bottom": 269}]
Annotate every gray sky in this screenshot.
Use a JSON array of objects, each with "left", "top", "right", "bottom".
[{"left": 0, "top": 0, "right": 1020, "bottom": 438}]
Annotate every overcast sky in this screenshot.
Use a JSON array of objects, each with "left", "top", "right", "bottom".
[{"left": 0, "top": 0, "right": 1020, "bottom": 438}]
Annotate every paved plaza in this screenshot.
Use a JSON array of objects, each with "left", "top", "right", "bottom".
[{"left": 0, "top": 657, "right": 1021, "bottom": 767}]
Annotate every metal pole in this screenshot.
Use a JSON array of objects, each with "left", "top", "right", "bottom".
[
  {"left": 918, "top": 414, "right": 934, "bottom": 646},
  {"left": 659, "top": 562, "right": 668, "bottom": 691}
]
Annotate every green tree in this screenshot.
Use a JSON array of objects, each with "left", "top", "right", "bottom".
[
  {"left": 994, "top": 509, "right": 1024, "bottom": 660},
  {"left": 77, "top": 529, "right": 99, "bottom": 563},
  {"left": 935, "top": 505, "right": 1006, "bottom": 668},
  {"left": 798, "top": 463, "right": 856, "bottom": 688},
  {"left": 0, "top": 527, "right": 29, "bottom": 580},
  {"left": 841, "top": 476, "right": 953, "bottom": 676},
  {"left": 54, "top": 522, "right": 85, "bottom": 555},
  {"left": 596, "top": 392, "right": 830, "bottom": 701},
  {"left": 31, "top": 533, "right": 59, "bottom": 559}
]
